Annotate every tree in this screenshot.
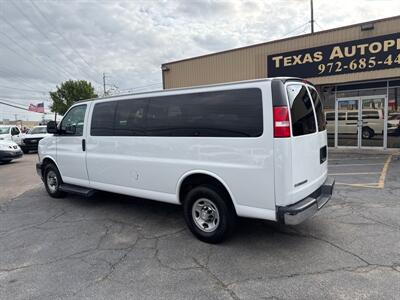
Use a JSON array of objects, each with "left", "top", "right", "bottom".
[{"left": 50, "top": 80, "right": 98, "bottom": 115}]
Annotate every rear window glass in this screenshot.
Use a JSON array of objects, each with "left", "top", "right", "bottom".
[
  {"left": 310, "top": 88, "right": 326, "bottom": 131},
  {"left": 286, "top": 84, "right": 316, "bottom": 136}
]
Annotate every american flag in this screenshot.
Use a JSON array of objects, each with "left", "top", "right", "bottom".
[{"left": 28, "top": 102, "right": 45, "bottom": 113}]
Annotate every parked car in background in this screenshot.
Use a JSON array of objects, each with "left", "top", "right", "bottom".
[
  {"left": 19, "top": 125, "right": 51, "bottom": 153},
  {"left": 325, "top": 109, "right": 384, "bottom": 139},
  {"left": 0, "top": 125, "right": 23, "bottom": 144},
  {"left": 388, "top": 114, "right": 400, "bottom": 136},
  {"left": 37, "top": 77, "right": 334, "bottom": 243},
  {"left": 0, "top": 139, "right": 23, "bottom": 163}
]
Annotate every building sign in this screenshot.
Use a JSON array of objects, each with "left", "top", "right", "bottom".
[{"left": 267, "top": 33, "right": 400, "bottom": 78}]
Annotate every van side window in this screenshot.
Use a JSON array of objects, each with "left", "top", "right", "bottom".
[
  {"left": 347, "top": 112, "right": 358, "bottom": 120},
  {"left": 11, "top": 127, "right": 20, "bottom": 135},
  {"left": 326, "top": 112, "right": 334, "bottom": 121},
  {"left": 60, "top": 105, "right": 87, "bottom": 136},
  {"left": 362, "top": 111, "right": 379, "bottom": 119},
  {"left": 91, "top": 102, "right": 117, "bottom": 136},
  {"left": 146, "top": 89, "right": 263, "bottom": 137},
  {"left": 309, "top": 88, "right": 326, "bottom": 131},
  {"left": 286, "top": 85, "right": 316, "bottom": 136},
  {"left": 114, "top": 99, "right": 147, "bottom": 136}
]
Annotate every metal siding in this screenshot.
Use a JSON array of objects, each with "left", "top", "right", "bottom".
[{"left": 164, "top": 16, "right": 400, "bottom": 89}]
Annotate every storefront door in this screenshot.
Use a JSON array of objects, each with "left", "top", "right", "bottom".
[{"left": 335, "top": 96, "right": 386, "bottom": 148}]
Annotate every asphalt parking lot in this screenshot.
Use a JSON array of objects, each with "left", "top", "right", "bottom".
[{"left": 0, "top": 152, "right": 399, "bottom": 299}]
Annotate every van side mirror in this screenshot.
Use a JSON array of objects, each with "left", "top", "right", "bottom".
[{"left": 47, "top": 121, "right": 58, "bottom": 134}]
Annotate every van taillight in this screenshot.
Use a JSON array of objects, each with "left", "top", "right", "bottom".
[{"left": 273, "top": 106, "right": 291, "bottom": 138}]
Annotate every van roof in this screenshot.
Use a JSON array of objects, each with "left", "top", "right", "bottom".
[{"left": 77, "top": 77, "right": 311, "bottom": 104}]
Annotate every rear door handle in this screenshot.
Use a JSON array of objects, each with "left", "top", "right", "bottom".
[{"left": 82, "top": 139, "right": 86, "bottom": 151}]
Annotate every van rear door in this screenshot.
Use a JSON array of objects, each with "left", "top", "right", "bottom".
[{"left": 286, "top": 82, "right": 328, "bottom": 203}]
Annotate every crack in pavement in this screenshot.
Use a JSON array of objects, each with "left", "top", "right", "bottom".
[{"left": 225, "top": 263, "right": 400, "bottom": 288}]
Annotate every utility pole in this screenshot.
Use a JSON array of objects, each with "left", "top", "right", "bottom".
[
  {"left": 103, "top": 72, "right": 107, "bottom": 96},
  {"left": 310, "top": 0, "right": 314, "bottom": 34}
]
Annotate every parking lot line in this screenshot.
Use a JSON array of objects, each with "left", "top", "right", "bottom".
[
  {"left": 329, "top": 163, "right": 384, "bottom": 167},
  {"left": 329, "top": 157, "right": 386, "bottom": 161},
  {"left": 332, "top": 154, "right": 393, "bottom": 189},
  {"left": 329, "top": 172, "right": 381, "bottom": 176},
  {"left": 336, "top": 182, "right": 381, "bottom": 189},
  {"left": 377, "top": 154, "right": 392, "bottom": 188}
]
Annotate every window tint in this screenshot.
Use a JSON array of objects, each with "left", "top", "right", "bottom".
[
  {"left": 114, "top": 99, "right": 147, "bottom": 136},
  {"left": 363, "top": 111, "right": 380, "bottom": 119},
  {"left": 338, "top": 112, "right": 346, "bottom": 120},
  {"left": 146, "top": 89, "right": 263, "bottom": 137},
  {"left": 309, "top": 88, "right": 326, "bottom": 131},
  {"left": 11, "top": 127, "right": 20, "bottom": 135},
  {"left": 326, "top": 112, "right": 334, "bottom": 121},
  {"left": 91, "top": 102, "right": 117, "bottom": 136},
  {"left": 347, "top": 112, "right": 358, "bottom": 121},
  {"left": 60, "top": 105, "right": 87, "bottom": 136},
  {"left": 30, "top": 127, "right": 47, "bottom": 134},
  {"left": 286, "top": 84, "right": 316, "bottom": 136}
]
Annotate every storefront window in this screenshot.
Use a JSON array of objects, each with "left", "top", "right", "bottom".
[
  {"left": 318, "top": 81, "right": 400, "bottom": 149},
  {"left": 388, "top": 87, "right": 400, "bottom": 148}
]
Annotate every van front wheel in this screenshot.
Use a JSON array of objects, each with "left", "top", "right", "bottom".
[
  {"left": 44, "top": 164, "right": 66, "bottom": 198},
  {"left": 183, "top": 185, "right": 236, "bottom": 244}
]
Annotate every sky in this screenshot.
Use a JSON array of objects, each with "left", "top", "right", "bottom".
[{"left": 0, "top": 0, "right": 399, "bottom": 122}]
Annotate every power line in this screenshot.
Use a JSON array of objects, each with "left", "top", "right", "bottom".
[
  {"left": 0, "top": 85, "right": 47, "bottom": 93},
  {"left": 315, "top": 20, "right": 324, "bottom": 31},
  {"left": 281, "top": 22, "right": 310, "bottom": 38},
  {"left": 0, "top": 68, "right": 47, "bottom": 92},
  {"left": 117, "top": 82, "right": 161, "bottom": 93},
  {"left": 29, "top": 0, "right": 101, "bottom": 83},
  {"left": 0, "top": 27, "right": 74, "bottom": 82},
  {"left": 11, "top": 1, "right": 101, "bottom": 85},
  {"left": 0, "top": 96, "right": 49, "bottom": 102},
  {"left": 0, "top": 18, "right": 77, "bottom": 81},
  {"left": 0, "top": 99, "right": 29, "bottom": 111}
]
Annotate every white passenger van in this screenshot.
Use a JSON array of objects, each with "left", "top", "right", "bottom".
[
  {"left": 37, "top": 78, "right": 334, "bottom": 243},
  {"left": 325, "top": 109, "right": 384, "bottom": 139}
]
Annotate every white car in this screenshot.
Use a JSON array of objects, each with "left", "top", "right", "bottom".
[
  {"left": 20, "top": 125, "right": 51, "bottom": 153},
  {"left": 326, "top": 109, "right": 384, "bottom": 139},
  {"left": 37, "top": 77, "right": 334, "bottom": 243},
  {"left": 0, "top": 125, "right": 23, "bottom": 144},
  {"left": 0, "top": 140, "right": 23, "bottom": 163},
  {"left": 388, "top": 114, "right": 400, "bottom": 136}
]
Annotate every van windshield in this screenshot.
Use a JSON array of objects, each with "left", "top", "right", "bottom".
[
  {"left": 30, "top": 127, "right": 47, "bottom": 134},
  {"left": 0, "top": 127, "right": 10, "bottom": 134}
]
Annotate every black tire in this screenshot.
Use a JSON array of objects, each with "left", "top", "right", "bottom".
[
  {"left": 183, "top": 184, "right": 236, "bottom": 244},
  {"left": 43, "top": 163, "right": 66, "bottom": 198},
  {"left": 1, "top": 160, "right": 12, "bottom": 164},
  {"left": 362, "top": 127, "right": 374, "bottom": 139},
  {"left": 22, "top": 149, "right": 29, "bottom": 154}
]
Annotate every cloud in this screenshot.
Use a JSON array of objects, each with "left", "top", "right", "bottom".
[{"left": 0, "top": 0, "right": 399, "bottom": 121}]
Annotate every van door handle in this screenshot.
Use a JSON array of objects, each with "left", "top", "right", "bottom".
[{"left": 82, "top": 139, "right": 86, "bottom": 151}]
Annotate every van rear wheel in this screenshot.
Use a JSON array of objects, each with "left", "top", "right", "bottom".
[
  {"left": 44, "top": 164, "right": 66, "bottom": 198},
  {"left": 362, "top": 127, "right": 374, "bottom": 139},
  {"left": 183, "top": 185, "right": 236, "bottom": 244}
]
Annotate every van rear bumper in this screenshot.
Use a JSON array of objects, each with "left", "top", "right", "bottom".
[{"left": 277, "top": 177, "right": 335, "bottom": 225}]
